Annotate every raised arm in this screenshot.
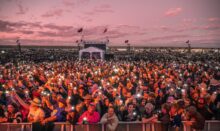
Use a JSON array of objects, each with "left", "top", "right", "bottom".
[{"left": 12, "top": 91, "right": 30, "bottom": 110}]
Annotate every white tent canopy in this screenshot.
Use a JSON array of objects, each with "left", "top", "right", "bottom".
[{"left": 79, "top": 47, "right": 105, "bottom": 60}]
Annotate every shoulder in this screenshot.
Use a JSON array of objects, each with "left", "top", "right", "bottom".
[
  {"left": 15, "top": 112, "right": 22, "bottom": 116},
  {"left": 38, "top": 108, "right": 45, "bottom": 114},
  {"left": 101, "top": 113, "right": 108, "bottom": 118},
  {"left": 94, "top": 111, "right": 100, "bottom": 116},
  {"left": 82, "top": 111, "right": 89, "bottom": 115},
  {"left": 113, "top": 114, "right": 118, "bottom": 119}
]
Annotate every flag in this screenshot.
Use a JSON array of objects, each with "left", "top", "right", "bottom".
[
  {"left": 186, "top": 40, "right": 189, "bottom": 43},
  {"left": 103, "top": 28, "right": 107, "bottom": 33},
  {"left": 16, "top": 39, "right": 20, "bottom": 43},
  {"left": 77, "top": 28, "right": 83, "bottom": 33},
  {"left": 125, "top": 40, "right": 129, "bottom": 43}
]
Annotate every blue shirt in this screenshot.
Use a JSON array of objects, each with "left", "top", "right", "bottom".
[{"left": 51, "top": 107, "right": 66, "bottom": 122}]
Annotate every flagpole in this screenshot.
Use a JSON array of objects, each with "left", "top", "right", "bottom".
[
  {"left": 77, "top": 27, "right": 84, "bottom": 50},
  {"left": 16, "top": 39, "right": 21, "bottom": 54},
  {"left": 186, "top": 40, "right": 191, "bottom": 54}
]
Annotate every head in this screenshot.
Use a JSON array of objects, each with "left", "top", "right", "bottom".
[
  {"left": 161, "top": 103, "right": 171, "bottom": 114},
  {"left": 145, "top": 103, "right": 154, "bottom": 114},
  {"left": 127, "top": 92, "right": 132, "bottom": 98},
  {"left": 141, "top": 99, "right": 146, "bottom": 106},
  {"left": 51, "top": 93, "right": 57, "bottom": 100},
  {"left": 30, "top": 98, "right": 41, "bottom": 110},
  {"left": 197, "top": 98, "right": 205, "bottom": 108},
  {"left": 187, "top": 106, "right": 197, "bottom": 118},
  {"left": 132, "top": 99, "right": 137, "bottom": 105},
  {"left": 88, "top": 103, "right": 96, "bottom": 114},
  {"left": 115, "top": 98, "right": 123, "bottom": 106},
  {"left": 58, "top": 99, "right": 66, "bottom": 108},
  {"left": 192, "top": 92, "right": 199, "bottom": 100},
  {"left": 127, "top": 103, "right": 134, "bottom": 113},
  {"left": 177, "top": 100, "right": 185, "bottom": 109},
  {"left": 104, "top": 98, "right": 110, "bottom": 106},
  {"left": 84, "top": 95, "right": 92, "bottom": 105},
  {"left": 7, "top": 104, "right": 16, "bottom": 113},
  {"left": 107, "top": 107, "right": 115, "bottom": 117},
  {"left": 79, "top": 86, "right": 84, "bottom": 93}
]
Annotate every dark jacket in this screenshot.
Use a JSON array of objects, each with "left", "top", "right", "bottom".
[{"left": 191, "top": 112, "right": 205, "bottom": 130}]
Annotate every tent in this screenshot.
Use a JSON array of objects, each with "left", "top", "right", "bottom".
[{"left": 79, "top": 47, "right": 105, "bottom": 60}]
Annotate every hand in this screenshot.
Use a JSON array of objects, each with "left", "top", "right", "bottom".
[
  {"left": 185, "top": 121, "right": 193, "bottom": 126},
  {"left": 66, "top": 115, "right": 70, "bottom": 120},
  {"left": 41, "top": 119, "right": 48, "bottom": 125},
  {"left": 150, "top": 117, "right": 157, "bottom": 123},
  {"left": 0, "top": 117, "right": 8, "bottom": 122}
]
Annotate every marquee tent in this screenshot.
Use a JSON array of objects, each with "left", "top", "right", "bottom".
[{"left": 79, "top": 47, "right": 105, "bottom": 60}]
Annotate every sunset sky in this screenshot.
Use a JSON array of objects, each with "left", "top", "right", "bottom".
[{"left": 0, "top": 0, "right": 220, "bottom": 47}]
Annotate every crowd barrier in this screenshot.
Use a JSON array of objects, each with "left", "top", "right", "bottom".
[{"left": 0, "top": 121, "right": 220, "bottom": 131}]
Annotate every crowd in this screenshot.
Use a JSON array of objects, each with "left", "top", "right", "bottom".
[{"left": 0, "top": 48, "right": 220, "bottom": 131}]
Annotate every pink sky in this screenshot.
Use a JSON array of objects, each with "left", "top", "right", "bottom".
[{"left": 0, "top": 0, "right": 220, "bottom": 47}]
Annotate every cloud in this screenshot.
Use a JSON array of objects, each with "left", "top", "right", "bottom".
[
  {"left": 83, "top": 4, "right": 114, "bottom": 16},
  {"left": 187, "top": 24, "right": 220, "bottom": 31},
  {"left": 0, "top": 20, "right": 27, "bottom": 32},
  {"left": 183, "top": 18, "right": 196, "bottom": 24},
  {"left": 62, "top": 0, "right": 90, "bottom": 7},
  {"left": 20, "top": 30, "right": 34, "bottom": 34},
  {"left": 165, "top": 8, "right": 182, "bottom": 16},
  {"left": 116, "top": 25, "right": 140, "bottom": 30},
  {"left": 208, "top": 17, "right": 220, "bottom": 22},
  {"left": 144, "top": 34, "right": 189, "bottom": 42},
  {"left": 203, "top": 24, "right": 220, "bottom": 30},
  {"left": 62, "top": 0, "right": 75, "bottom": 7},
  {"left": 0, "top": 19, "right": 147, "bottom": 43},
  {"left": 41, "top": 8, "right": 64, "bottom": 18},
  {"left": 77, "top": 16, "right": 93, "bottom": 23},
  {"left": 43, "top": 23, "right": 72, "bottom": 31},
  {"left": 15, "top": 0, "right": 28, "bottom": 15},
  {"left": 0, "top": 38, "right": 74, "bottom": 46}
]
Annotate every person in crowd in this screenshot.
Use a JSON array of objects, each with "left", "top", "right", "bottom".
[
  {"left": 101, "top": 106, "right": 119, "bottom": 131},
  {"left": 196, "top": 98, "right": 213, "bottom": 120},
  {"left": 0, "top": 104, "right": 22, "bottom": 123},
  {"left": 185, "top": 106, "right": 205, "bottom": 131},
  {"left": 169, "top": 103, "right": 182, "bottom": 130},
  {"left": 78, "top": 102, "right": 100, "bottom": 124},
  {"left": 158, "top": 103, "right": 171, "bottom": 131},
  {"left": 122, "top": 103, "right": 138, "bottom": 121},
  {"left": 66, "top": 106, "right": 79, "bottom": 125},
  {"left": 142, "top": 103, "right": 157, "bottom": 123},
  {"left": 41, "top": 98, "right": 67, "bottom": 124},
  {"left": 138, "top": 99, "right": 147, "bottom": 117},
  {"left": 28, "top": 98, "right": 45, "bottom": 122},
  {"left": 101, "top": 98, "right": 110, "bottom": 116}
]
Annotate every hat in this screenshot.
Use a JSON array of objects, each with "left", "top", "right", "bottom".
[
  {"left": 83, "top": 94, "right": 92, "bottom": 100},
  {"left": 58, "top": 98, "right": 67, "bottom": 106},
  {"left": 30, "top": 98, "right": 41, "bottom": 107}
]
